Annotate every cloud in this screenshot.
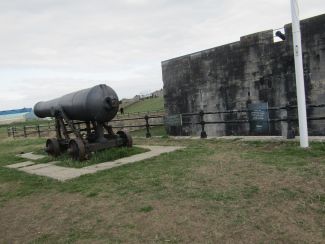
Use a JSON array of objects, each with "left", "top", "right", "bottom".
[{"left": 0, "top": 0, "right": 324, "bottom": 110}]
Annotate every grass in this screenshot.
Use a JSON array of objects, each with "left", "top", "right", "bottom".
[
  {"left": 241, "top": 140, "right": 325, "bottom": 168},
  {"left": 130, "top": 125, "right": 167, "bottom": 137},
  {"left": 0, "top": 132, "right": 324, "bottom": 243},
  {"left": 124, "top": 97, "right": 164, "bottom": 113},
  {"left": 36, "top": 146, "right": 149, "bottom": 168}
]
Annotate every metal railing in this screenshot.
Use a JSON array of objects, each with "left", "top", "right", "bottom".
[
  {"left": 181, "top": 104, "right": 325, "bottom": 138},
  {"left": 7, "top": 114, "right": 165, "bottom": 138},
  {"left": 7, "top": 123, "right": 55, "bottom": 138},
  {"left": 6, "top": 104, "right": 325, "bottom": 139}
]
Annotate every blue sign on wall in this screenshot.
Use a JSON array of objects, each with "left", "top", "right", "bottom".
[
  {"left": 248, "top": 103, "right": 270, "bottom": 135},
  {"left": 164, "top": 114, "right": 182, "bottom": 127}
]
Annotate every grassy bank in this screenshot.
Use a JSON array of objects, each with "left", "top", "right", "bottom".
[{"left": 124, "top": 97, "right": 164, "bottom": 113}]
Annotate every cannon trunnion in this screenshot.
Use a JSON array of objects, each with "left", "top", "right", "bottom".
[{"left": 34, "top": 84, "right": 132, "bottom": 161}]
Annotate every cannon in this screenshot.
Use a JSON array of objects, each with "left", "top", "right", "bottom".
[{"left": 34, "top": 84, "right": 132, "bottom": 160}]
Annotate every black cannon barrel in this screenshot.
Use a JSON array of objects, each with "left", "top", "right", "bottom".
[{"left": 34, "top": 84, "right": 119, "bottom": 122}]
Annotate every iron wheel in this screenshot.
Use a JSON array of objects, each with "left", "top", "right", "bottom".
[
  {"left": 45, "top": 138, "right": 61, "bottom": 157},
  {"left": 117, "top": 131, "right": 133, "bottom": 147},
  {"left": 68, "top": 138, "right": 86, "bottom": 161}
]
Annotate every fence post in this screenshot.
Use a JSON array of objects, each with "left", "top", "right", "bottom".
[
  {"left": 77, "top": 123, "right": 81, "bottom": 132},
  {"left": 200, "top": 110, "right": 207, "bottom": 139},
  {"left": 12, "top": 126, "right": 15, "bottom": 138},
  {"left": 37, "top": 125, "right": 41, "bottom": 137},
  {"left": 48, "top": 122, "right": 51, "bottom": 135},
  {"left": 7, "top": 127, "right": 11, "bottom": 137},
  {"left": 286, "top": 105, "right": 296, "bottom": 139},
  {"left": 145, "top": 115, "right": 151, "bottom": 138},
  {"left": 23, "top": 125, "right": 27, "bottom": 137}
]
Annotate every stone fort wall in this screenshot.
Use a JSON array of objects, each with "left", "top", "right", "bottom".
[{"left": 162, "top": 14, "right": 325, "bottom": 136}]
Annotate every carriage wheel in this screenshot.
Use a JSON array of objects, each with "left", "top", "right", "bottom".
[
  {"left": 117, "top": 131, "right": 133, "bottom": 147},
  {"left": 68, "top": 138, "right": 86, "bottom": 161},
  {"left": 45, "top": 138, "right": 61, "bottom": 157}
]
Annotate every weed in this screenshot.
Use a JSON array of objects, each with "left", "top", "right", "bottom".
[
  {"left": 278, "top": 188, "right": 298, "bottom": 200},
  {"left": 242, "top": 186, "right": 260, "bottom": 199},
  {"left": 139, "top": 205, "right": 154, "bottom": 212},
  {"left": 86, "top": 192, "right": 99, "bottom": 198}
]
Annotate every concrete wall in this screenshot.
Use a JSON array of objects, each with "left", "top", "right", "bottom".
[{"left": 162, "top": 14, "right": 325, "bottom": 136}]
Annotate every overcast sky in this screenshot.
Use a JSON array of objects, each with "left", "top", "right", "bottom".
[{"left": 0, "top": 0, "right": 324, "bottom": 110}]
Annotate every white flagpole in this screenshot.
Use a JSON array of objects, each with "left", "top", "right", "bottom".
[{"left": 290, "top": 0, "right": 309, "bottom": 148}]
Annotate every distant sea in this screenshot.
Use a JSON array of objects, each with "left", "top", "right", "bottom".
[{"left": 0, "top": 113, "right": 27, "bottom": 120}]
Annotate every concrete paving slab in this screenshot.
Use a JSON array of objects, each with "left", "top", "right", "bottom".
[
  {"left": 84, "top": 146, "right": 184, "bottom": 171},
  {"left": 83, "top": 161, "right": 118, "bottom": 171},
  {"left": 19, "top": 164, "right": 65, "bottom": 176},
  {"left": 17, "top": 152, "right": 46, "bottom": 160},
  {"left": 5, "top": 161, "right": 35, "bottom": 169},
  {"left": 6, "top": 145, "right": 184, "bottom": 181},
  {"left": 20, "top": 163, "right": 53, "bottom": 171},
  {"left": 52, "top": 168, "right": 96, "bottom": 181},
  {"left": 19, "top": 165, "right": 92, "bottom": 181}
]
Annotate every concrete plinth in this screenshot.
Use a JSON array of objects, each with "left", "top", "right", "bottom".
[{"left": 6, "top": 146, "right": 184, "bottom": 181}]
